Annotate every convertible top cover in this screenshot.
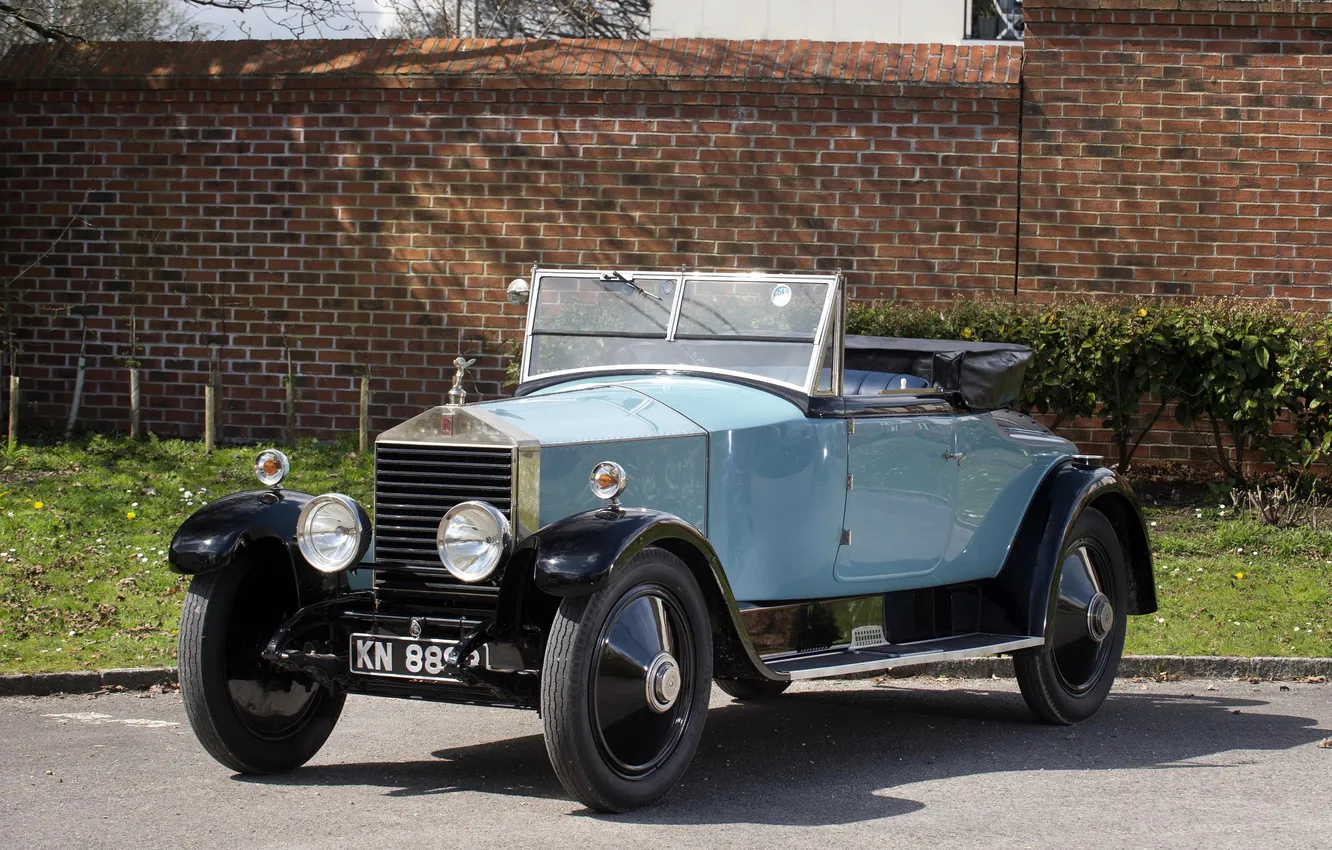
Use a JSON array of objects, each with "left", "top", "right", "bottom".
[{"left": 845, "top": 336, "right": 1033, "bottom": 410}]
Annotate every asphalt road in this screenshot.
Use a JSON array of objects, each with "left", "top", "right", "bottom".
[{"left": 1, "top": 677, "right": 1328, "bottom": 850}]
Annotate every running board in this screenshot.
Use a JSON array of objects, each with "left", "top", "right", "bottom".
[{"left": 765, "top": 633, "right": 1044, "bottom": 681}]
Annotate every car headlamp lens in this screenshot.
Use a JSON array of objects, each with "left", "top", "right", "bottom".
[
  {"left": 437, "top": 501, "right": 511, "bottom": 583},
  {"left": 296, "top": 493, "right": 366, "bottom": 574},
  {"left": 254, "top": 449, "right": 289, "bottom": 487},
  {"left": 589, "top": 461, "right": 627, "bottom": 501}
]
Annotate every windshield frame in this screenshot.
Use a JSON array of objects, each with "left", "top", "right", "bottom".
[{"left": 518, "top": 268, "right": 843, "bottom": 395}]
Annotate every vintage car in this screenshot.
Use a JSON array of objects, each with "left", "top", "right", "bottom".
[{"left": 168, "top": 268, "right": 1155, "bottom": 812}]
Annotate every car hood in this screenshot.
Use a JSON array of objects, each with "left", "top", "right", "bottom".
[
  {"left": 375, "top": 376, "right": 805, "bottom": 449},
  {"left": 518, "top": 375, "right": 807, "bottom": 436},
  {"left": 477, "top": 383, "right": 705, "bottom": 445}
]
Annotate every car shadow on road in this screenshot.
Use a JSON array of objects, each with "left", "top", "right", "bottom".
[{"left": 238, "top": 683, "right": 1329, "bottom": 826}]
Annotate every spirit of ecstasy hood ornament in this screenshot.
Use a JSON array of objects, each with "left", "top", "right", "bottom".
[{"left": 448, "top": 356, "right": 476, "bottom": 406}]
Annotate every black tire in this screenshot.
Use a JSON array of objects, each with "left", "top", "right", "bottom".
[
  {"left": 178, "top": 557, "right": 345, "bottom": 774},
  {"left": 1014, "top": 507, "right": 1128, "bottom": 725},
  {"left": 541, "top": 546, "right": 714, "bottom": 812},
  {"left": 715, "top": 677, "right": 790, "bottom": 701}
]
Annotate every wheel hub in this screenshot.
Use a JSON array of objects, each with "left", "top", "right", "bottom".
[
  {"left": 1087, "top": 592, "right": 1114, "bottom": 643},
  {"left": 646, "top": 652, "right": 682, "bottom": 713}
]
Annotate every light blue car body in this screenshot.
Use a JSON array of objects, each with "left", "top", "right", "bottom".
[{"left": 472, "top": 374, "right": 1077, "bottom": 604}]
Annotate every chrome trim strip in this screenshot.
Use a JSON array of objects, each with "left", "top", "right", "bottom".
[
  {"left": 667, "top": 272, "right": 685, "bottom": 339},
  {"left": 776, "top": 636, "right": 1044, "bottom": 681},
  {"left": 516, "top": 445, "right": 540, "bottom": 539},
  {"left": 509, "top": 446, "right": 520, "bottom": 535},
  {"left": 802, "top": 275, "right": 840, "bottom": 392},
  {"left": 375, "top": 439, "right": 514, "bottom": 450},
  {"left": 520, "top": 266, "right": 540, "bottom": 382},
  {"left": 835, "top": 276, "right": 846, "bottom": 396}
]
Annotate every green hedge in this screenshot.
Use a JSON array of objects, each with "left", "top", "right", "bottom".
[{"left": 848, "top": 298, "right": 1332, "bottom": 486}]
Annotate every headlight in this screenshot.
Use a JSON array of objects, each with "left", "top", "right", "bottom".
[
  {"left": 589, "top": 461, "right": 628, "bottom": 501},
  {"left": 254, "top": 449, "right": 289, "bottom": 488},
  {"left": 296, "top": 493, "right": 367, "bottom": 574},
  {"left": 437, "top": 501, "right": 511, "bottom": 583}
]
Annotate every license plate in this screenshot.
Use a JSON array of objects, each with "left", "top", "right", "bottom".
[{"left": 349, "top": 633, "right": 473, "bottom": 682}]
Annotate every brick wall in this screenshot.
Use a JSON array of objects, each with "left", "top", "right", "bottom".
[
  {"left": 1017, "top": 0, "right": 1332, "bottom": 464},
  {"left": 1021, "top": 0, "right": 1332, "bottom": 309},
  {"left": 0, "top": 40, "right": 1022, "bottom": 441},
  {"left": 6, "top": 9, "right": 1332, "bottom": 459}
]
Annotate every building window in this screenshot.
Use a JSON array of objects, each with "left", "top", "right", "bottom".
[{"left": 968, "top": 0, "right": 1023, "bottom": 41}]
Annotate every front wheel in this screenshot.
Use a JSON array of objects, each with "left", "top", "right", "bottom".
[
  {"left": 541, "top": 547, "right": 714, "bottom": 812},
  {"left": 1014, "top": 507, "right": 1128, "bottom": 725},
  {"left": 178, "top": 556, "right": 345, "bottom": 774}
]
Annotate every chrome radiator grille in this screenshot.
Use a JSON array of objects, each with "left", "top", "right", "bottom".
[{"left": 373, "top": 443, "right": 514, "bottom": 568}]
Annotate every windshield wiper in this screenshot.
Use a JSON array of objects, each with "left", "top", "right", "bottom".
[{"left": 600, "top": 271, "right": 662, "bottom": 301}]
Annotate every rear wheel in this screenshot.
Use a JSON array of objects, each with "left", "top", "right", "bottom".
[
  {"left": 1014, "top": 507, "right": 1127, "bottom": 725},
  {"left": 178, "top": 555, "right": 344, "bottom": 774},
  {"left": 541, "top": 547, "right": 713, "bottom": 812},
  {"left": 715, "top": 677, "right": 790, "bottom": 701}
]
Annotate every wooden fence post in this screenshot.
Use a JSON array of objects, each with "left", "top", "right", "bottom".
[
  {"left": 64, "top": 355, "right": 86, "bottom": 440},
  {"left": 359, "top": 374, "right": 370, "bottom": 455},
  {"left": 209, "top": 344, "right": 222, "bottom": 444},
  {"left": 204, "top": 384, "right": 215, "bottom": 453},
  {"left": 128, "top": 366, "right": 140, "bottom": 440},
  {"left": 6, "top": 373, "right": 17, "bottom": 451}
]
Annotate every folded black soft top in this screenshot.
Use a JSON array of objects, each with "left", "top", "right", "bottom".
[{"left": 845, "top": 335, "right": 1033, "bottom": 410}]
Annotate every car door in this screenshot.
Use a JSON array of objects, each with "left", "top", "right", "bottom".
[{"left": 834, "top": 405, "right": 960, "bottom": 586}]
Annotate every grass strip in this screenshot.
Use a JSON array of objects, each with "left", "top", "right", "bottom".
[{"left": 0, "top": 437, "right": 1327, "bottom": 673}]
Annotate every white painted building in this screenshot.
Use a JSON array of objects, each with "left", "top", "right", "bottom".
[{"left": 650, "top": 0, "right": 1022, "bottom": 44}]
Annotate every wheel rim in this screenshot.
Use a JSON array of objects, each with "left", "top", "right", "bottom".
[
  {"left": 590, "top": 584, "right": 695, "bottom": 778},
  {"left": 1050, "top": 541, "right": 1117, "bottom": 695},
  {"left": 222, "top": 566, "right": 322, "bottom": 739}
]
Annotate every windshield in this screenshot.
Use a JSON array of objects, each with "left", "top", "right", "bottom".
[{"left": 523, "top": 270, "right": 837, "bottom": 391}]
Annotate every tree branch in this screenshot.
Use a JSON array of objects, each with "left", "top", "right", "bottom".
[{"left": 0, "top": 1, "right": 86, "bottom": 40}]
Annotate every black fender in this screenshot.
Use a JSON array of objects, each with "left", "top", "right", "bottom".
[
  {"left": 992, "top": 460, "right": 1156, "bottom": 645},
  {"left": 529, "top": 506, "right": 783, "bottom": 680},
  {"left": 168, "top": 488, "right": 370, "bottom": 583}
]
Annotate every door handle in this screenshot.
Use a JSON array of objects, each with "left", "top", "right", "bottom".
[{"left": 943, "top": 451, "right": 965, "bottom": 465}]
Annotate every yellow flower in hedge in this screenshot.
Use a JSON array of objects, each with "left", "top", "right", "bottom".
[
  {"left": 126, "top": 511, "right": 136, "bottom": 519},
  {"left": 1235, "top": 572, "right": 1245, "bottom": 580},
  {"left": 33, "top": 502, "right": 43, "bottom": 510},
  {"left": 1137, "top": 307, "right": 1149, "bottom": 318},
  {"left": 961, "top": 327, "right": 974, "bottom": 339}
]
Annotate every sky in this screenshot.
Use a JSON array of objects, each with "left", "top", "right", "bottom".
[{"left": 185, "top": 0, "right": 400, "bottom": 39}]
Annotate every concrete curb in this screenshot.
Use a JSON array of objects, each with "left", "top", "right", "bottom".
[
  {"left": 0, "top": 667, "right": 177, "bottom": 697},
  {"left": 0, "top": 656, "right": 1327, "bottom": 697}
]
